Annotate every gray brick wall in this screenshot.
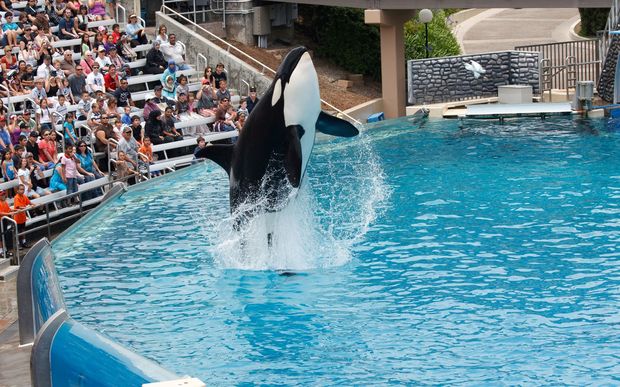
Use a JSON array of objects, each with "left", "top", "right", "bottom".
[{"left": 407, "top": 51, "right": 540, "bottom": 105}]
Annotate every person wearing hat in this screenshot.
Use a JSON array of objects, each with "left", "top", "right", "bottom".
[
  {"left": 145, "top": 40, "right": 166, "bottom": 75},
  {"left": 85, "top": 61, "right": 105, "bottom": 94},
  {"left": 117, "top": 32, "right": 137, "bottom": 62},
  {"left": 246, "top": 86, "right": 259, "bottom": 114},
  {"left": 116, "top": 124, "right": 139, "bottom": 169},
  {"left": 160, "top": 33, "right": 189, "bottom": 70},
  {"left": 19, "top": 111, "right": 37, "bottom": 133},
  {"left": 95, "top": 45, "right": 111, "bottom": 73},
  {"left": 107, "top": 45, "right": 125, "bottom": 70},
  {"left": 143, "top": 93, "right": 160, "bottom": 118},
  {"left": 126, "top": 14, "right": 148, "bottom": 47}
]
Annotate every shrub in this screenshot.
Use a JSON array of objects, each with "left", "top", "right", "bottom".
[
  {"left": 578, "top": 8, "right": 610, "bottom": 37},
  {"left": 404, "top": 9, "right": 461, "bottom": 60}
]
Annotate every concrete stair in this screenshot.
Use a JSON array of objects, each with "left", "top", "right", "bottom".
[
  {"left": 198, "top": 22, "right": 227, "bottom": 40},
  {"left": 0, "top": 257, "right": 18, "bottom": 282}
]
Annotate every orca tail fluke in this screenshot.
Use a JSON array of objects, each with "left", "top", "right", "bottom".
[
  {"left": 195, "top": 144, "right": 234, "bottom": 176},
  {"left": 316, "top": 111, "right": 359, "bottom": 137}
]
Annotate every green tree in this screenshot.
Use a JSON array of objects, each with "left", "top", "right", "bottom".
[
  {"left": 404, "top": 9, "right": 461, "bottom": 60},
  {"left": 578, "top": 8, "right": 610, "bottom": 37}
]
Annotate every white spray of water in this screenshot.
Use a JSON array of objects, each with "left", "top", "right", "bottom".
[{"left": 197, "top": 130, "right": 389, "bottom": 271}]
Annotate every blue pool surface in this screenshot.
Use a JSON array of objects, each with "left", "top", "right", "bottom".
[{"left": 54, "top": 117, "right": 620, "bottom": 385}]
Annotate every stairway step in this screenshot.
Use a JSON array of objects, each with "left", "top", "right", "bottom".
[
  {"left": 0, "top": 258, "right": 10, "bottom": 271},
  {"left": 0, "top": 264, "right": 19, "bottom": 281}
]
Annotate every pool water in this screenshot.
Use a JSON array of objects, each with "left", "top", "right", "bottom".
[{"left": 54, "top": 117, "right": 620, "bottom": 385}]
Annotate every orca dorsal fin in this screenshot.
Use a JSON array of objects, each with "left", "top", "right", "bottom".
[
  {"left": 285, "top": 125, "right": 303, "bottom": 187},
  {"left": 195, "top": 144, "right": 234, "bottom": 176},
  {"left": 316, "top": 111, "right": 359, "bottom": 137}
]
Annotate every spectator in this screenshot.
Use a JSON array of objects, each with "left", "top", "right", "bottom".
[
  {"left": 237, "top": 100, "right": 249, "bottom": 117},
  {"left": 117, "top": 32, "right": 137, "bottom": 62},
  {"left": 26, "top": 131, "right": 42, "bottom": 166},
  {"left": 0, "top": 190, "right": 15, "bottom": 257},
  {"left": 162, "top": 107, "right": 182, "bottom": 140},
  {"left": 246, "top": 86, "right": 259, "bottom": 114},
  {"left": 36, "top": 98, "right": 53, "bottom": 131},
  {"left": 13, "top": 184, "right": 34, "bottom": 248},
  {"left": 66, "top": 0, "right": 82, "bottom": 15},
  {"left": 152, "top": 85, "right": 172, "bottom": 106},
  {"left": 38, "top": 130, "right": 58, "bottom": 163},
  {"left": 20, "top": 111, "right": 36, "bottom": 133},
  {"left": 125, "top": 115, "right": 140, "bottom": 142},
  {"left": 88, "top": 0, "right": 109, "bottom": 20},
  {"left": 63, "top": 112, "right": 78, "bottom": 145},
  {"left": 75, "top": 140, "right": 104, "bottom": 179},
  {"left": 49, "top": 163, "right": 66, "bottom": 192},
  {"left": 104, "top": 97, "right": 120, "bottom": 123},
  {"left": 117, "top": 125, "right": 139, "bottom": 168},
  {"left": 216, "top": 79, "right": 231, "bottom": 102},
  {"left": 176, "top": 92, "right": 205, "bottom": 136},
  {"left": 87, "top": 102, "right": 102, "bottom": 127},
  {"left": 235, "top": 112, "right": 247, "bottom": 131},
  {"left": 20, "top": 63, "right": 35, "bottom": 89},
  {"left": 1, "top": 45, "right": 17, "bottom": 72},
  {"left": 104, "top": 63, "right": 120, "bottom": 91},
  {"left": 68, "top": 64, "right": 86, "bottom": 98},
  {"left": 161, "top": 33, "right": 189, "bottom": 70},
  {"left": 145, "top": 41, "right": 166, "bottom": 74},
  {"left": 53, "top": 94, "right": 70, "bottom": 121},
  {"left": 80, "top": 51, "right": 96, "bottom": 74},
  {"left": 94, "top": 114, "right": 116, "bottom": 153},
  {"left": 110, "top": 23, "right": 121, "bottom": 44},
  {"left": 18, "top": 157, "right": 50, "bottom": 198},
  {"left": 18, "top": 40, "right": 39, "bottom": 67},
  {"left": 193, "top": 136, "right": 206, "bottom": 159},
  {"left": 58, "top": 9, "right": 79, "bottom": 40},
  {"left": 94, "top": 46, "right": 111, "bottom": 72},
  {"left": 107, "top": 46, "right": 125, "bottom": 70},
  {"left": 75, "top": 6, "right": 95, "bottom": 37},
  {"left": 30, "top": 78, "right": 47, "bottom": 105},
  {"left": 115, "top": 150, "right": 138, "bottom": 180},
  {"left": 26, "top": 155, "right": 51, "bottom": 195},
  {"left": 202, "top": 66, "right": 215, "bottom": 85},
  {"left": 61, "top": 144, "right": 92, "bottom": 199},
  {"left": 125, "top": 14, "right": 148, "bottom": 47},
  {"left": 76, "top": 91, "right": 92, "bottom": 120},
  {"left": 24, "top": 0, "right": 38, "bottom": 22},
  {"left": 213, "top": 107, "right": 235, "bottom": 134},
  {"left": 145, "top": 110, "right": 171, "bottom": 145},
  {"left": 196, "top": 84, "right": 216, "bottom": 117},
  {"left": 36, "top": 55, "right": 53, "bottom": 79},
  {"left": 213, "top": 63, "right": 227, "bottom": 89},
  {"left": 155, "top": 25, "right": 168, "bottom": 44},
  {"left": 85, "top": 63, "right": 105, "bottom": 93},
  {"left": 138, "top": 136, "right": 158, "bottom": 175},
  {"left": 113, "top": 78, "right": 134, "bottom": 110},
  {"left": 177, "top": 74, "right": 189, "bottom": 96},
  {"left": 1, "top": 149, "right": 16, "bottom": 182},
  {"left": 2, "top": 13, "right": 22, "bottom": 47},
  {"left": 60, "top": 50, "right": 77, "bottom": 76}
]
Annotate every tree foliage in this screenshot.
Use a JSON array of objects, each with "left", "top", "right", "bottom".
[
  {"left": 578, "top": 8, "right": 610, "bottom": 37},
  {"left": 296, "top": 6, "right": 461, "bottom": 80}
]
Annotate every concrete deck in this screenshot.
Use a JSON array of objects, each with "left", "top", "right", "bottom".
[{"left": 0, "top": 277, "right": 31, "bottom": 387}]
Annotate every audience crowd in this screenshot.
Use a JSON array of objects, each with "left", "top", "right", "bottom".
[{"left": 0, "top": 2, "right": 258, "bottom": 253}]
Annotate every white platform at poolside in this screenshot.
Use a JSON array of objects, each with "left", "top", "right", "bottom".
[{"left": 464, "top": 102, "right": 573, "bottom": 119}]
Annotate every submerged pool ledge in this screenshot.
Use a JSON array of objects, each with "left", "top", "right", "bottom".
[{"left": 16, "top": 187, "right": 207, "bottom": 386}]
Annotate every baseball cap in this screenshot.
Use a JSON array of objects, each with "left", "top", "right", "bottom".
[
  {"left": 122, "top": 126, "right": 132, "bottom": 133},
  {"left": 98, "top": 46, "right": 106, "bottom": 52},
  {"left": 29, "top": 130, "right": 39, "bottom": 137},
  {"left": 249, "top": 87, "right": 256, "bottom": 92}
]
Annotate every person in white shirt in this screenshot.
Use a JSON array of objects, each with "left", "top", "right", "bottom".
[
  {"left": 94, "top": 46, "right": 111, "bottom": 72},
  {"left": 160, "top": 34, "right": 190, "bottom": 70},
  {"left": 85, "top": 63, "right": 105, "bottom": 94},
  {"left": 52, "top": 94, "right": 70, "bottom": 121},
  {"left": 36, "top": 55, "right": 53, "bottom": 79},
  {"left": 30, "top": 78, "right": 47, "bottom": 106}
]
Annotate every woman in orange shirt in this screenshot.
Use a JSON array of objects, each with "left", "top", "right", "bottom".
[
  {"left": 0, "top": 190, "right": 15, "bottom": 257},
  {"left": 13, "top": 184, "right": 33, "bottom": 248}
]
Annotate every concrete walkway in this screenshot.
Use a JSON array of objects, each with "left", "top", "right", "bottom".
[{"left": 455, "top": 8, "right": 583, "bottom": 54}]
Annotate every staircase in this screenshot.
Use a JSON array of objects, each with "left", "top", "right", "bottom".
[{"left": 0, "top": 257, "right": 18, "bottom": 281}]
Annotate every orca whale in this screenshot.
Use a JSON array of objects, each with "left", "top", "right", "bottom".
[{"left": 196, "top": 46, "right": 359, "bottom": 236}]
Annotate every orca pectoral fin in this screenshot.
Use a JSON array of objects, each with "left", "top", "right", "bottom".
[
  {"left": 195, "top": 144, "right": 234, "bottom": 176},
  {"left": 316, "top": 111, "right": 359, "bottom": 137},
  {"left": 285, "top": 125, "right": 303, "bottom": 188}
]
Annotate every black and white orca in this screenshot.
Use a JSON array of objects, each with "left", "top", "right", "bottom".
[{"left": 196, "top": 46, "right": 359, "bottom": 237}]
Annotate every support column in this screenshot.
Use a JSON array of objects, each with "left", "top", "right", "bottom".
[{"left": 365, "top": 9, "right": 415, "bottom": 119}]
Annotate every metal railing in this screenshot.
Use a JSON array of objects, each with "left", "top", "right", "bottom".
[
  {"left": 515, "top": 39, "right": 601, "bottom": 91},
  {"left": 599, "top": 0, "right": 619, "bottom": 73},
  {"left": 160, "top": 5, "right": 362, "bottom": 125}
]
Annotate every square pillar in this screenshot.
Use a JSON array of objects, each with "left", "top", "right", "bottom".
[{"left": 365, "top": 9, "right": 415, "bottom": 119}]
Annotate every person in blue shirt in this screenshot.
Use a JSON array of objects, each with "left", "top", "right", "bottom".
[
  {"left": 125, "top": 14, "right": 148, "bottom": 47},
  {"left": 58, "top": 9, "right": 78, "bottom": 40},
  {"left": 63, "top": 112, "right": 78, "bottom": 146},
  {"left": 2, "top": 13, "right": 22, "bottom": 46}
]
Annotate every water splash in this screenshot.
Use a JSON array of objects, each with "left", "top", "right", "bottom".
[{"left": 196, "top": 129, "right": 389, "bottom": 271}]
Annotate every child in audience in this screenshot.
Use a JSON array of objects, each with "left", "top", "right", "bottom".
[
  {"left": 237, "top": 100, "right": 249, "bottom": 117},
  {"left": 138, "top": 137, "right": 160, "bottom": 177},
  {"left": 53, "top": 94, "right": 69, "bottom": 122},
  {"left": 63, "top": 112, "right": 78, "bottom": 146},
  {"left": 115, "top": 150, "right": 138, "bottom": 179},
  {"left": 0, "top": 190, "right": 15, "bottom": 257},
  {"left": 1, "top": 150, "right": 17, "bottom": 182},
  {"left": 193, "top": 136, "right": 206, "bottom": 159},
  {"left": 77, "top": 91, "right": 92, "bottom": 120},
  {"left": 13, "top": 184, "right": 34, "bottom": 248},
  {"left": 121, "top": 106, "right": 132, "bottom": 125}
]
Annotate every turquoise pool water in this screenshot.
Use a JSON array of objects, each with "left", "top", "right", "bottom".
[{"left": 54, "top": 117, "right": 620, "bottom": 385}]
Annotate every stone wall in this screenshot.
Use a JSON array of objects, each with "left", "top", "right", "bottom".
[
  {"left": 407, "top": 51, "right": 540, "bottom": 105},
  {"left": 155, "top": 11, "right": 273, "bottom": 96}
]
